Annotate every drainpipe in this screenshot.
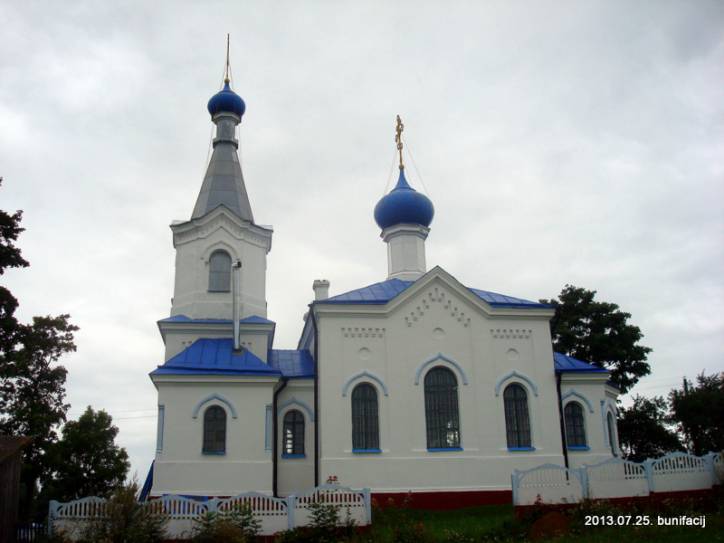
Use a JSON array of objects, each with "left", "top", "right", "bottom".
[
  {"left": 556, "top": 371, "right": 570, "bottom": 470},
  {"left": 272, "top": 378, "right": 288, "bottom": 497},
  {"left": 232, "top": 260, "right": 242, "bottom": 350},
  {"left": 308, "top": 303, "right": 320, "bottom": 486}
]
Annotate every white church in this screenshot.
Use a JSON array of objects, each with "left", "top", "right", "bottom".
[{"left": 145, "top": 64, "right": 620, "bottom": 506}]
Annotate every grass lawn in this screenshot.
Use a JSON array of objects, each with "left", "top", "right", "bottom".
[{"left": 362, "top": 502, "right": 724, "bottom": 542}]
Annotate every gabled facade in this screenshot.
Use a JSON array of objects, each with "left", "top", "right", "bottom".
[{"left": 148, "top": 68, "right": 620, "bottom": 503}]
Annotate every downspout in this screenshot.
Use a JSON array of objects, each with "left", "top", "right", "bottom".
[
  {"left": 308, "top": 303, "right": 320, "bottom": 487},
  {"left": 272, "top": 378, "right": 288, "bottom": 497},
  {"left": 555, "top": 371, "right": 570, "bottom": 470}
]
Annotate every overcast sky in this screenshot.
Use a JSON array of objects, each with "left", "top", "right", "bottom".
[{"left": 2, "top": 1, "right": 722, "bottom": 480}]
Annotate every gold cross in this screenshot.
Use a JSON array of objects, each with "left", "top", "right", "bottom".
[{"left": 395, "top": 115, "right": 404, "bottom": 170}]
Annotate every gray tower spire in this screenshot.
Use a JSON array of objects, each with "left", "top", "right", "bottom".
[{"left": 192, "top": 54, "right": 253, "bottom": 222}]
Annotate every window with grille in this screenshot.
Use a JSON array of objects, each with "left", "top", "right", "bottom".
[
  {"left": 283, "top": 410, "right": 305, "bottom": 456},
  {"left": 352, "top": 383, "right": 379, "bottom": 450},
  {"left": 208, "top": 250, "right": 232, "bottom": 292},
  {"left": 203, "top": 405, "right": 226, "bottom": 454},
  {"left": 504, "top": 384, "right": 531, "bottom": 448},
  {"left": 607, "top": 411, "right": 617, "bottom": 456},
  {"left": 424, "top": 367, "right": 461, "bottom": 449},
  {"left": 564, "top": 402, "right": 587, "bottom": 448}
]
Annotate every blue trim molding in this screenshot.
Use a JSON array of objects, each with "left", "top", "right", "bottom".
[
  {"left": 352, "top": 448, "right": 382, "bottom": 454},
  {"left": 428, "top": 447, "right": 464, "bottom": 452},
  {"left": 341, "top": 370, "right": 389, "bottom": 397},
  {"left": 191, "top": 394, "right": 238, "bottom": 419},
  {"left": 494, "top": 370, "right": 539, "bottom": 397},
  {"left": 508, "top": 446, "right": 536, "bottom": 452},
  {"left": 279, "top": 397, "right": 315, "bottom": 422},
  {"left": 561, "top": 389, "right": 594, "bottom": 413},
  {"left": 414, "top": 353, "right": 469, "bottom": 385},
  {"left": 202, "top": 450, "right": 226, "bottom": 456},
  {"left": 567, "top": 445, "right": 590, "bottom": 451}
]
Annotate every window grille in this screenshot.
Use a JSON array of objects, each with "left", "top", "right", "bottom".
[
  {"left": 352, "top": 383, "right": 379, "bottom": 450},
  {"left": 283, "top": 410, "right": 305, "bottom": 455},
  {"left": 203, "top": 405, "right": 226, "bottom": 454},
  {"left": 504, "top": 384, "right": 531, "bottom": 448},
  {"left": 607, "top": 411, "right": 617, "bottom": 456},
  {"left": 564, "top": 402, "right": 587, "bottom": 447},
  {"left": 424, "top": 367, "right": 461, "bottom": 449},
  {"left": 208, "top": 250, "right": 232, "bottom": 292}
]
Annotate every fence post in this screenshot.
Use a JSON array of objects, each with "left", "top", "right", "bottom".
[
  {"left": 207, "top": 498, "right": 218, "bottom": 514},
  {"left": 362, "top": 488, "right": 371, "bottom": 524},
  {"left": 643, "top": 459, "right": 654, "bottom": 493},
  {"left": 511, "top": 471, "right": 519, "bottom": 506},
  {"left": 286, "top": 495, "right": 296, "bottom": 530},
  {"left": 703, "top": 452, "right": 716, "bottom": 485},
  {"left": 48, "top": 501, "right": 60, "bottom": 535}
]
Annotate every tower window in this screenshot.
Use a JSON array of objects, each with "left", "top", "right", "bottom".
[
  {"left": 352, "top": 383, "right": 379, "bottom": 450},
  {"left": 424, "top": 367, "right": 461, "bottom": 449},
  {"left": 607, "top": 411, "right": 618, "bottom": 456},
  {"left": 283, "top": 410, "right": 305, "bottom": 456},
  {"left": 564, "top": 402, "right": 587, "bottom": 448},
  {"left": 504, "top": 384, "right": 531, "bottom": 448},
  {"left": 208, "top": 250, "right": 232, "bottom": 292},
  {"left": 202, "top": 405, "right": 226, "bottom": 454}
]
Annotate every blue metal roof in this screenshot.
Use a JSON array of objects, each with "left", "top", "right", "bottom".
[
  {"left": 374, "top": 169, "right": 434, "bottom": 229},
  {"left": 159, "top": 315, "right": 275, "bottom": 325},
  {"left": 269, "top": 349, "right": 315, "bottom": 379},
  {"left": 207, "top": 81, "right": 246, "bottom": 117},
  {"left": 151, "top": 338, "right": 281, "bottom": 376},
  {"left": 320, "top": 278, "right": 549, "bottom": 309},
  {"left": 553, "top": 352, "right": 608, "bottom": 373}
]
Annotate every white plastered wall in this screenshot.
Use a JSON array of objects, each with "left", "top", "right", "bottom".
[
  {"left": 276, "top": 380, "right": 315, "bottom": 496},
  {"left": 152, "top": 377, "right": 276, "bottom": 496},
  {"left": 316, "top": 272, "right": 566, "bottom": 493}
]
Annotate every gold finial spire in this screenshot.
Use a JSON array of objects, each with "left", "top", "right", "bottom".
[
  {"left": 395, "top": 115, "right": 405, "bottom": 170},
  {"left": 224, "top": 33, "right": 231, "bottom": 84}
]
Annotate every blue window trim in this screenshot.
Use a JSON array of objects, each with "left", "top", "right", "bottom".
[
  {"left": 352, "top": 448, "right": 382, "bottom": 454},
  {"left": 281, "top": 453, "right": 306, "bottom": 459},
  {"left": 202, "top": 450, "right": 226, "bottom": 456},
  {"left": 567, "top": 445, "right": 590, "bottom": 451},
  {"left": 427, "top": 447, "right": 463, "bottom": 452},
  {"left": 508, "top": 446, "right": 536, "bottom": 452}
]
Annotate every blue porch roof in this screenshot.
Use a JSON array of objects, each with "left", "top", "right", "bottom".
[
  {"left": 320, "top": 278, "right": 549, "bottom": 309},
  {"left": 269, "top": 349, "right": 315, "bottom": 378},
  {"left": 553, "top": 352, "right": 608, "bottom": 373},
  {"left": 151, "top": 338, "right": 314, "bottom": 379}
]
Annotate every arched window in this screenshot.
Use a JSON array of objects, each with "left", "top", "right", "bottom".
[
  {"left": 424, "top": 367, "right": 460, "bottom": 449},
  {"left": 203, "top": 405, "right": 226, "bottom": 454},
  {"left": 564, "top": 402, "right": 587, "bottom": 448},
  {"left": 208, "top": 250, "right": 232, "bottom": 292},
  {"left": 504, "top": 384, "right": 531, "bottom": 448},
  {"left": 352, "top": 383, "right": 379, "bottom": 450},
  {"left": 283, "top": 410, "right": 305, "bottom": 456},
  {"left": 607, "top": 411, "right": 617, "bottom": 456}
]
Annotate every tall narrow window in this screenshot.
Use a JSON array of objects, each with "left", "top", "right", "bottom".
[
  {"left": 203, "top": 405, "right": 226, "bottom": 454},
  {"left": 283, "top": 410, "right": 305, "bottom": 456},
  {"left": 352, "top": 383, "right": 379, "bottom": 450},
  {"left": 208, "top": 250, "right": 232, "bottom": 292},
  {"left": 424, "top": 367, "right": 461, "bottom": 449},
  {"left": 564, "top": 402, "right": 587, "bottom": 448},
  {"left": 607, "top": 411, "right": 617, "bottom": 456},
  {"left": 504, "top": 384, "right": 531, "bottom": 448}
]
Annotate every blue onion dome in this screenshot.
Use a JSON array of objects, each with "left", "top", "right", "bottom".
[
  {"left": 374, "top": 168, "right": 434, "bottom": 229},
  {"left": 207, "top": 81, "right": 246, "bottom": 117}
]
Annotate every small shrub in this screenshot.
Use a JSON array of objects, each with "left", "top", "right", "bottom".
[
  {"left": 191, "top": 504, "right": 260, "bottom": 543},
  {"left": 79, "top": 482, "right": 167, "bottom": 543}
]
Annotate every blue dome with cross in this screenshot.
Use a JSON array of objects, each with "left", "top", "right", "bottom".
[
  {"left": 374, "top": 168, "right": 434, "bottom": 230},
  {"left": 207, "top": 81, "right": 246, "bottom": 118}
]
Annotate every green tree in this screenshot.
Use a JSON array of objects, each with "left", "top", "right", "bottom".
[
  {"left": 542, "top": 285, "right": 652, "bottom": 393},
  {"left": 0, "top": 179, "right": 78, "bottom": 518},
  {"left": 669, "top": 372, "right": 724, "bottom": 456},
  {"left": 42, "top": 407, "right": 130, "bottom": 502},
  {"left": 617, "top": 395, "right": 683, "bottom": 461}
]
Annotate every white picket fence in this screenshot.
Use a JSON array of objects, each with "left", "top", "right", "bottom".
[
  {"left": 49, "top": 484, "right": 370, "bottom": 540},
  {"left": 512, "top": 451, "right": 722, "bottom": 506}
]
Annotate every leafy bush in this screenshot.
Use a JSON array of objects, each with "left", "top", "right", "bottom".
[
  {"left": 79, "top": 482, "right": 167, "bottom": 543},
  {"left": 191, "top": 504, "right": 260, "bottom": 543},
  {"left": 275, "top": 500, "right": 356, "bottom": 543}
]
